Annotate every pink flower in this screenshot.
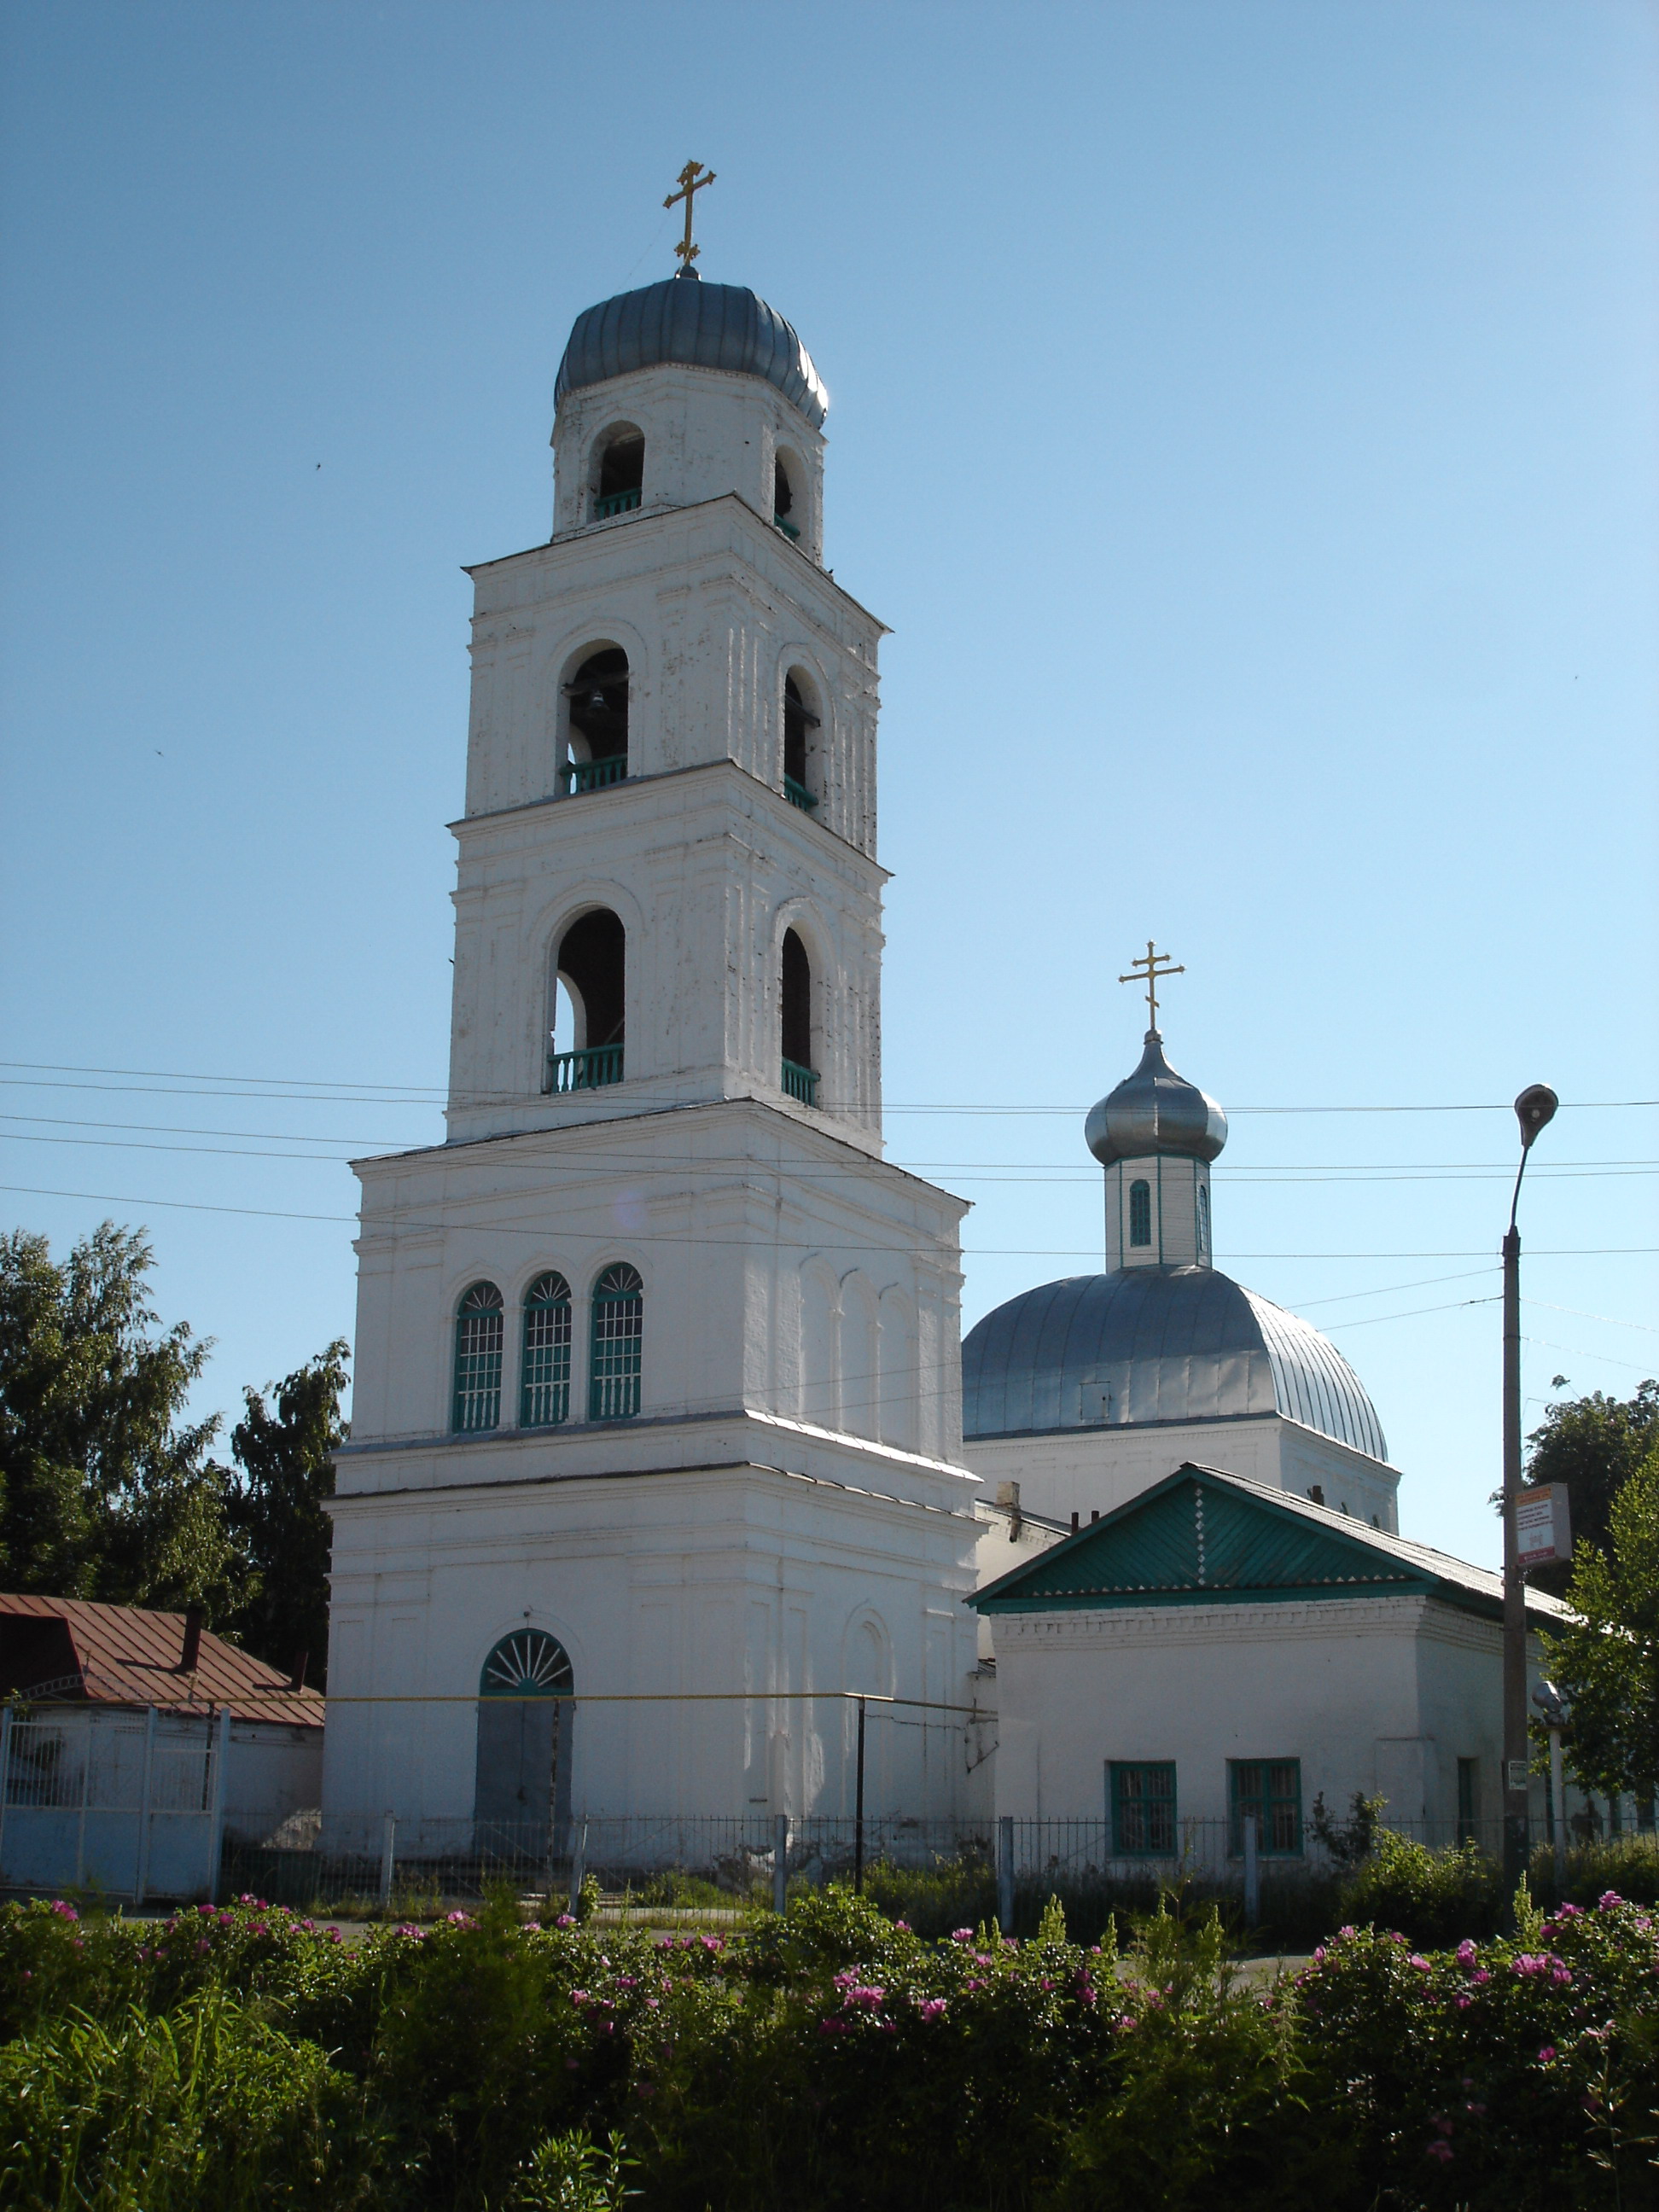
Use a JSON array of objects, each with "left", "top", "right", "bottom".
[
  {"left": 1454, "top": 1996, "right": 1471, "bottom": 2011},
  {"left": 894, "top": 1920, "right": 911, "bottom": 1933},
  {"left": 1312, "top": 1946, "right": 1326, "bottom": 1965},
  {"left": 1599, "top": 1891, "right": 1625, "bottom": 1910},
  {"left": 951, "top": 1928, "right": 974, "bottom": 1943},
  {"left": 1456, "top": 1940, "right": 1478, "bottom": 1967},
  {"left": 1538, "top": 2046, "right": 1557, "bottom": 2064},
  {"left": 556, "top": 1913, "right": 574, "bottom": 1929},
  {"left": 1426, "top": 2142, "right": 1453, "bottom": 2164},
  {"left": 1471, "top": 1969, "right": 1491, "bottom": 1985},
  {"left": 49, "top": 1901, "right": 78, "bottom": 1922},
  {"left": 445, "top": 1909, "right": 471, "bottom": 1926},
  {"left": 1408, "top": 1954, "right": 1431, "bottom": 1971},
  {"left": 522, "top": 1921, "right": 541, "bottom": 1934},
  {"left": 917, "top": 1998, "right": 947, "bottom": 2022},
  {"left": 1557, "top": 1903, "right": 1584, "bottom": 1919},
  {"left": 1337, "top": 1924, "right": 1357, "bottom": 1940}
]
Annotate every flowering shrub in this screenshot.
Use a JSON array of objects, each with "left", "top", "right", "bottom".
[{"left": 0, "top": 1885, "right": 1653, "bottom": 2208}]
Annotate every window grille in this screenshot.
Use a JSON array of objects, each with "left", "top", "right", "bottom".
[
  {"left": 589, "top": 1263, "right": 643, "bottom": 1421},
  {"left": 1109, "top": 1761, "right": 1176, "bottom": 1854},
  {"left": 453, "top": 1282, "right": 504, "bottom": 1432},
  {"left": 480, "top": 1628, "right": 573, "bottom": 1699},
  {"left": 1128, "top": 1179, "right": 1153, "bottom": 1248},
  {"left": 1229, "top": 1759, "right": 1302, "bottom": 1856},
  {"left": 521, "top": 1272, "right": 572, "bottom": 1428}
]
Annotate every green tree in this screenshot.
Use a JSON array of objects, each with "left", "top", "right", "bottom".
[
  {"left": 223, "top": 1342, "right": 347, "bottom": 1687},
  {"left": 0, "top": 1223, "right": 240, "bottom": 1614},
  {"left": 1523, "top": 1379, "right": 1659, "bottom": 1597},
  {"left": 1540, "top": 1443, "right": 1659, "bottom": 1801}
]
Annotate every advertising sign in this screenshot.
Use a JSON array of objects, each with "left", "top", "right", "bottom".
[{"left": 1516, "top": 1483, "right": 1572, "bottom": 1570}]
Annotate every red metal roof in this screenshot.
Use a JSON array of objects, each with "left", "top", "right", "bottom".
[{"left": 0, "top": 1595, "right": 325, "bottom": 1728}]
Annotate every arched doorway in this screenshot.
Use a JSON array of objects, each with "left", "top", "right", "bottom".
[{"left": 474, "top": 1627, "right": 574, "bottom": 1848}]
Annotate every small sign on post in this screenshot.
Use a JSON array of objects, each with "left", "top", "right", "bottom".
[{"left": 1516, "top": 1484, "right": 1572, "bottom": 1570}]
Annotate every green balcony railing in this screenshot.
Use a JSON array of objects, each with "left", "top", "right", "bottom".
[
  {"left": 772, "top": 512, "right": 800, "bottom": 541},
  {"left": 560, "top": 755, "right": 628, "bottom": 796},
  {"left": 548, "top": 1044, "right": 625, "bottom": 1094},
  {"left": 782, "top": 1058, "right": 818, "bottom": 1108},
  {"left": 783, "top": 775, "right": 818, "bottom": 813},
  {"left": 593, "top": 487, "right": 642, "bottom": 519}
]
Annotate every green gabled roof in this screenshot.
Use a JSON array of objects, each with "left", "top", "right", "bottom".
[{"left": 971, "top": 1464, "right": 1570, "bottom": 1627}]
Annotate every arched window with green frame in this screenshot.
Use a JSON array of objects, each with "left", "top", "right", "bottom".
[
  {"left": 589, "top": 1262, "right": 643, "bottom": 1421},
  {"left": 453, "top": 1281, "right": 504, "bottom": 1432},
  {"left": 1128, "top": 1179, "right": 1153, "bottom": 1249},
  {"left": 521, "top": 1271, "right": 572, "bottom": 1427},
  {"left": 474, "top": 1627, "right": 574, "bottom": 1843}
]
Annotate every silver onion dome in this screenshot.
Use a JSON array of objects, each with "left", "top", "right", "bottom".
[
  {"left": 1086, "top": 1030, "right": 1228, "bottom": 1169},
  {"left": 554, "top": 272, "right": 829, "bottom": 429}
]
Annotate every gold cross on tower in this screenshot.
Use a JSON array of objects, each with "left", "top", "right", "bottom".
[
  {"left": 664, "top": 160, "right": 717, "bottom": 270},
  {"left": 1118, "top": 940, "right": 1185, "bottom": 1032}
]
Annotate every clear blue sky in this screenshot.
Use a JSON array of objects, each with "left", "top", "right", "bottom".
[{"left": 2, "top": 0, "right": 1654, "bottom": 1569}]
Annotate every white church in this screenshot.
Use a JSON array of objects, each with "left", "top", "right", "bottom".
[{"left": 321, "top": 212, "right": 1567, "bottom": 1862}]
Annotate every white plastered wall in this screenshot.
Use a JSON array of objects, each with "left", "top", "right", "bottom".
[{"left": 983, "top": 1596, "right": 1554, "bottom": 1836}]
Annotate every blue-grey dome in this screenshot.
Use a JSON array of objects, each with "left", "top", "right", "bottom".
[
  {"left": 554, "top": 274, "right": 828, "bottom": 428},
  {"left": 963, "top": 1266, "right": 1387, "bottom": 1460},
  {"left": 1086, "top": 1030, "right": 1227, "bottom": 1168}
]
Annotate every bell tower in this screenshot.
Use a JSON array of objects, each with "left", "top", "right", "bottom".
[{"left": 322, "top": 206, "right": 981, "bottom": 1843}]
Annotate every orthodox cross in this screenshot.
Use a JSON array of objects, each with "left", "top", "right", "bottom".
[
  {"left": 1119, "top": 940, "right": 1185, "bottom": 1031},
  {"left": 664, "top": 160, "right": 717, "bottom": 270}
]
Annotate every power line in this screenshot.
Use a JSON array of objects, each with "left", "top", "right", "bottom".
[
  {"left": 3, "top": 1182, "right": 1655, "bottom": 1262},
  {"left": 2, "top": 1061, "right": 1654, "bottom": 1119}
]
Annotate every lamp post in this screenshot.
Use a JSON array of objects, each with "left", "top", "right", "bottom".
[
  {"left": 1533, "top": 1679, "right": 1572, "bottom": 1890},
  {"left": 1503, "top": 1082, "right": 1558, "bottom": 1895}
]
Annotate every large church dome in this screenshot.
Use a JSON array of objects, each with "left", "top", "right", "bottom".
[
  {"left": 554, "top": 272, "right": 829, "bottom": 428},
  {"left": 962, "top": 1266, "right": 1388, "bottom": 1461}
]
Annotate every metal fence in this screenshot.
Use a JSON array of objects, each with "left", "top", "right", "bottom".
[
  {"left": 219, "top": 1809, "right": 1525, "bottom": 1927},
  {"left": 0, "top": 1705, "right": 232, "bottom": 1905}
]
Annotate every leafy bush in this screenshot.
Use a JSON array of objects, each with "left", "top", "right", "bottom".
[
  {"left": 1338, "top": 1826, "right": 1509, "bottom": 1946},
  {"left": 1532, "top": 1831, "right": 1659, "bottom": 1912},
  {"left": 0, "top": 1885, "right": 1654, "bottom": 2209}
]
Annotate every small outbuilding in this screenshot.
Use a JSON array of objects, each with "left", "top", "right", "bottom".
[
  {"left": 0, "top": 1595, "right": 324, "bottom": 1901},
  {"left": 973, "top": 1464, "right": 1572, "bottom": 1855}
]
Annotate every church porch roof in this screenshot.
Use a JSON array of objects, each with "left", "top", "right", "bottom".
[{"left": 970, "top": 1464, "right": 1570, "bottom": 1629}]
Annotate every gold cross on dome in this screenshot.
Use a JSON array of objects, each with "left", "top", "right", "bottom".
[
  {"left": 1119, "top": 940, "right": 1185, "bottom": 1031},
  {"left": 664, "top": 160, "right": 717, "bottom": 269}
]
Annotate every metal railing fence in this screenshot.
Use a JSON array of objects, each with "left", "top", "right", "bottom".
[{"left": 0, "top": 1705, "right": 231, "bottom": 1905}]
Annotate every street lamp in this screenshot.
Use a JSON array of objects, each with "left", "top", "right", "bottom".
[
  {"left": 1533, "top": 1679, "right": 1573, "bottom": 1889},
  {"left": 1502, "top": 1082, "right": 1558, "bottom": 1895}
]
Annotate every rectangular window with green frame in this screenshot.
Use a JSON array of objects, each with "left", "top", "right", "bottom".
[
  {"left": 1229, "top": 1759, "right": 1302, "bottom": 1856},
  {"left": 1109, "top": 1761, "right": 1177, "bottom": 1855}
]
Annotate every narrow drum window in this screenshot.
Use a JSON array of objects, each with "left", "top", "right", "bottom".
[
  {"left": 1128, "top": 1179, "right": 1153, "bottom": 1248},
  {"left": 521, "top": 1272, "right": 573, "bottom": 1428},
  {"left": 1196, "top": 1182, "right": 1209, "bottom": 1260},
  {"left": 452, "top": 1282, "right": 504, "bottom": 1432},
  {"left": 589, "top": 1262, "right": 643, "bottom": 1421}
]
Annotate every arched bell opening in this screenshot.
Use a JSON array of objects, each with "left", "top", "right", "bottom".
[
  {"left": 561, "top": 647, "right": 630, "bottom": 795},
  {"left": 591, "top": 423, "right": 644, "bottom": 521},
  {"left": 545, "top": 908, "right": 626, "bottom": 1093},
  {"left": 772, "top": 449, "right": 803, "bottom": 542},
  {"left": 781, "top": 928, "right": 817, "bottom": 1107},
  {"left": 474, "top": 1628, "right": 574, "bottom": 1852},
  {"left": 783, "top": 669, "right": 820, "bottom": 813}
]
